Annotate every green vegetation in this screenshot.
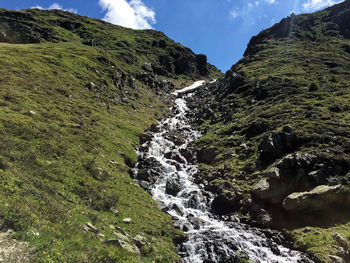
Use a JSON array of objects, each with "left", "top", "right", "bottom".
[
  {"left": 0, "top": 8, "right": 221, "bottom": 263},
  {"left": 0, "top": 41, "right": 178, "bottom": 263},
  {"left": 190, "top": 2, "right": 350, "bottom": 262}
]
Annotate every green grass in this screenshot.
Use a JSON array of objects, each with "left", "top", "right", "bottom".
[
  {"left": 0, "top": 41, "right": 180, "bottom": 262},
  {"left": 0, "top": 8, "right": 221, "bottom": 262},
  {"left": 190, "top": 3, "right": 350, "bottom": 262}
]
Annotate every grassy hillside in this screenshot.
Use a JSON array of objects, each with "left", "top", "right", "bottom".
[
  {"left": 188, "top": 1, "right": 350, "bottom": 262},
  {"left": 0, "top": 8, "right": 221, "bottom": 263}
]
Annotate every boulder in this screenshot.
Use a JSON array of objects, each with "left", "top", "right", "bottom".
[
  {"left": 282, "top": 185, "right": 348, "bottom": 211},
  {"left": 211, "top": 192, "right": 241, "bottom": 215},
  {"left": 165, "top": 178, "right": 183, "bottom": 196},
  {"left": 197, "top": 147, "right": 217, "bottom": 164},
  {"left": 179, "top": 148, "right": 195, "bottom": 163},
  {"left": 139, "top": 132, "right": 153, "bottom": 144},
  {"left": 104, "top": 239, "right": 140, "bottom": 255},
  {"left": 133, "top": 235, "right": 149, "bottom": 249},
  {"left": 252, "top": 178, "right": 290, "bottom": 204},
  {"left": 149, "top": 123, "right": 160, "bottom": 133},
  {"left": 276, "top": 153, "right": 317, "bottom": 170},
  {"left": 329, "top": 255, "right": 345, "bottom": 263},
  {"left": 259, "top": 126, "right": 297, "bottom": 162},
  {"left": 164, "top": 151, "right": 185, "bottom": 163},
  {"left": 84, "top": 223, "right": 98, "bottom": 233}
]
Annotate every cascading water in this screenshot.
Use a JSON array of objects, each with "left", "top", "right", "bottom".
[{"left": 134, "top": 81, "right": 313, "bottom": 263}]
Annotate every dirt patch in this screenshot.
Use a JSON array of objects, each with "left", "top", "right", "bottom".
[{"left": 0, "top": 229, "right": 33, "bottom": 263}]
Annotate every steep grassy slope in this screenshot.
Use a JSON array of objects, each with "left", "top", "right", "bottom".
[
  {"left": 0, "top": 8, "right": 221, "bottom": 263},
  {"left": 188, "top": 1, "right": 350, "bottom": 262}
]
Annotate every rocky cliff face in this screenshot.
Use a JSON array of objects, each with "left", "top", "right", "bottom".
[{"left": 187, "top": 1, "right": 350, "bottom": 262}]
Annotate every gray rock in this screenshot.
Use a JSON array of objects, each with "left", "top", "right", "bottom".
[
  {"left": 166, "top": 179, "right": 183, "bottom": 196},
  {"left": 263, "top": 167, "right": 280, "bottom": 179},
  {"left": 142, "top": 62, "right": 153, "bottom": 72},
  {"left": 123, "top": 218, "right": 132, "bottom": 224},
  {"left": 114, "top": 232, "right": 129, "bottom": 242},
  {"left": 110, "top": 207, "right": 119, "bottom": 217},
  {"left": 276, "top": 153, "right": 297, "bottom": 169},
  {"left": 139, "top": 132, "right": 153, "bottom": 145},
  {"left": 252, "top": 178, "right": 290, "bottom": 204},
  {"left": 133, "top": 235, "right": 149, "bottom": 249},
  {"left": 259, "top": 128, "right": 296, "bottom": 162},
  {"left": 282, "top": 185, "right": 346, "bottom": 211},
  {"left": 104, "top": 239, "right": 140, "bottom": 255},
  {"left": 87, "top": 81, "right": 96, "bottom": 90},
  {"left": 331, "top": 233, "right": 349, "bottom": 250},
  {"left": 84, "top": 223, "right": 98, "bottom": 233},
  {"left": 211, "top": 192, "right": 241, "bottom": 215},
  {"left": 329, "top": 255, "right": 345, "bottom": 263}
]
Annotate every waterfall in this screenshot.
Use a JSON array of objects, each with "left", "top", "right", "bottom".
[{"left": 134, "top": 82, "right": 313, "bottom": 263}]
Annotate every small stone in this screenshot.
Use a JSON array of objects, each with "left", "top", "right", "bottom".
[
  {"left": 123, "top": 218, "right": 132, "bottom": 224},
  {"left": 110, "top": 207, "right": 120, "bottom": 216},
  {"left": 88, "top": 82, "right": 96, "bottom": 90},
  {"left": 133, "top": 235, "right": 149, "bottom": 249},
  {"left": 303, "top": 227, "right": 312, "bottom": 233},
  {"left": 72, "top": 123, "right": 82, "bottom": 129},
  {"left": 29, "top": 110, "right": 36, "bottom": 115},
  {"left": 109, "top": 160, "right": 119, "bottom": 166},
  {"left": 84, "top": 223, "right": 98, "bottom": 233}
]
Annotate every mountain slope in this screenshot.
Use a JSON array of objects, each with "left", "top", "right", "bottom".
[
  {"left": 0, "top": 8, "right": 221, "bottom": 263},
  {"left": 188, "top": 1, "right": 350, "bottom": 262}
]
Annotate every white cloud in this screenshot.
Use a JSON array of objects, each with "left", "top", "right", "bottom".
[
  {"left": 302, "top": 0, "right": 344, "bottom": 11},
  {"left": 31, "top": 2, "right": 77, "bottom": 13},
  {"left": 229, "top": 0, "right": 276, "bottom": 19},
  {"left": 230, "top": 9, "right": 239, "bottom": 18},
  {"left": 98, "top": 0, "right": 156, "bottom": 30}
]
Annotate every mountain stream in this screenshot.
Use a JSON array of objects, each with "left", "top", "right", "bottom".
[{"left": 133, "top": 81, "right": 313, "bottom": 263}]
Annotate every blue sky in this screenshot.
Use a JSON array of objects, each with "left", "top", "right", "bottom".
[{"left": 0, "top": 0, "right": 344, "bottom": 71}]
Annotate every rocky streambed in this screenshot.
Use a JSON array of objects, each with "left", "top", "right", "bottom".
[{"left": 133, "top": 81, "right": 313, "bottom": 263}]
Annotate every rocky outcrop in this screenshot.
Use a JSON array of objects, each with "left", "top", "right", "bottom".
[
  {"left": 196, "top": 147, "right": 217, "bottom": 164},
  {"left": 282, "top": 185, "right": 349, "bottom": 211},
  {"left": 211, "top": 192, "right": 241, "bottom": 215},
  {"left": 252, "top": 150, "right": 350, "bottom": 214},
  {"left": 258, "top": 126, "right": 298, "bottom": 163}
]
